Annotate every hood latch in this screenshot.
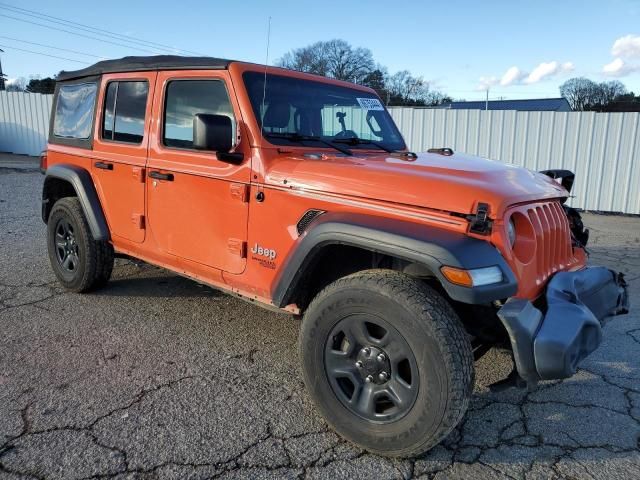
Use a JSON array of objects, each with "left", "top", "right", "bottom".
[{"left": 468, "top": 202, "right": 492, "bottom": 235}]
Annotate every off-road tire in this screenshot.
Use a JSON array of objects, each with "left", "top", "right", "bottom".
[
  {"left": 299, "top": 269, "right": 474, "bottom": 457},
  {"left": 47, "top": 197, "right": 114, "bottom": 292}
]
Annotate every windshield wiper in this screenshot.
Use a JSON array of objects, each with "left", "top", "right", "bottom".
[
  {"left": 264, "top": 132, "right": 353, "bottom": 156},
  {"left": 331, "top": 137, "right": 395, "bottom": 153}
]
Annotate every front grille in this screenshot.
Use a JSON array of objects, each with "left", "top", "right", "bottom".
[{"left": 526, "top": 201, "right": 573, "bottom": 284}]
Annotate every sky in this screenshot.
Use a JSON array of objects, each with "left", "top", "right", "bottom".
[{"left": 1, "top": 0, "right": 639, "bottom": 100}]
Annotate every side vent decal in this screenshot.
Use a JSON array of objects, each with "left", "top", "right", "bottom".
[{"left": 296, "top": 209, "right": 325, "bottom": 235}]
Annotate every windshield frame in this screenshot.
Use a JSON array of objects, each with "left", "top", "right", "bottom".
[{"left": 240, "top": 69, "right": 407, "bottom": 153}]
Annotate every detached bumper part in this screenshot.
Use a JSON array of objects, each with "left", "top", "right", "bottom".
[{"left": 497, "top": 267, "right": 629, "bottom": 385}]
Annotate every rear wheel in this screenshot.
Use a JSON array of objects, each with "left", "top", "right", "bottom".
[
  {"left": 47, "top": 197, "right": 114, "bottom": 292},
  {"left": 299, "top": 269, "right": 474, "bottom": 457}
]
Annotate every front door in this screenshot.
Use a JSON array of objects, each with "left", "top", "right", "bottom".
[
  {"left": 92, "top": 72, "right": 157, "bottom": 243},
  {"left": 145, "top": 71, "right": 250, "bottom": 274}
]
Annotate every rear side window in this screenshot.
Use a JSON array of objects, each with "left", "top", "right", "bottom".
[
  {"left": 163, "top": 80, "right": 234, "bottom": 149},
  {"left": 102, "top": 81, "right": 149, "bottom": 144},
  {"left": 53, "top": 83, "right": 97, "bottom": 139}
]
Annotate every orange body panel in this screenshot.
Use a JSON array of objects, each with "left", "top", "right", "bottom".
[
  {"left": 91, "top": 72, "right": 157, "bottom": 244},
  {"left": 46, "top": 62, "right": 587, "bottom": 311},
  {"left": 145, "top": 70, "right": 250, "bottom": 274}
]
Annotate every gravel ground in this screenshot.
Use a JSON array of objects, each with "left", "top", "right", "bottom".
[{"left": 0, "top": 157, "right": 638, "bottom": 479}]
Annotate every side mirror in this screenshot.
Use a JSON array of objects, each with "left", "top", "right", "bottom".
[{"left": 192, "top": 113, "right": 243, "bottom": 163}]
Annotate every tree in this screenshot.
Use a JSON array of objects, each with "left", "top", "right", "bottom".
[
  {"left": 602, "top": 91, "right": 640, "bottom": 112},
  {"left": 5, "top": 76, "right": 27, "bottom": 92},
  {"left": 559, "top": 77, "right": 597, "bottom": 111},
  {"left": 360, "top": 68, "right": 387, "bottom": 99},
  {"left": 277, "top": 39, "right": 450, "bottom": 107},
  {"left": 26, "top": 77, "right": 56, "bottom": 94},
  {"left": 277, "top": 39, "right": 375, "bottom": 83},
  {"left": 560, "top": 78, "right": 628, "bottom": 111},
  {"left": 384, "top": 70, "right": 449, "bottom": 106},
  {"left": 592, "top": 80, "right": 627, "bottom": 109}
]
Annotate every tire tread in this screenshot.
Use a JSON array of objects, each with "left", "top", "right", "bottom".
[
  {"left": 300, "top": 269, "right": 474, "bottom": 457},
  {"left": 47, "top": 197, "right": 113, "bottom": 292}
]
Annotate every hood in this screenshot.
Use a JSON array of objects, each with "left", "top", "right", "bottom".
[{"left": 264, "top": 150, "right": 568, "bottom": 218}]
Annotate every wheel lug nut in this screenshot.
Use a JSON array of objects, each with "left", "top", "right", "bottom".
[
  {"left": 355, "top": 361, "right": 363, "bottom": 368},
  {"left": 378, "top": 371, "right": 389, "bottom": 381},
  {"left": 363, "top": 347, "right": 371, "bottom": 355},
  {"left": 365, "top": 375, "right": 373, "bottom": 383},
  {"left": 377, "top": 353, "right": 386, "bottom": 362}
]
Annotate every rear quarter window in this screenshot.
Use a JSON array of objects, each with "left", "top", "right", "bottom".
[
  {"left": 53, "top": 83, "right": 98, "bottom": 139},
  {"left": 102, "top": 81, "right": 149, "bottom": 144}
]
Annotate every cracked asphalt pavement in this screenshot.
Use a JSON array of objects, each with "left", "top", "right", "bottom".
[{"left": 1, "top": 157, "right": 639, "bottom": 479}]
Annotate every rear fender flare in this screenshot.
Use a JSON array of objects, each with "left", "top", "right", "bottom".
[{"left": 42, "top": 164, "right": 110, "bottom": 241}]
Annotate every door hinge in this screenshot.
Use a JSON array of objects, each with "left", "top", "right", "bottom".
[
  {"left": 227, "top": 238, "right": 247, "bottom": 258},
  {"left": 132, "top": 167, "right": 145, "bottom": 183},
  {"left": 229, "top": 183, "right": 249, "bottom": 203},
  {"left": 132, "top": 213, "right": 145, "bottom": 230}
]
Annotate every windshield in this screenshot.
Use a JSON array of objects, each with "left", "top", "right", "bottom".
[{"left": 243, "top": 71, "right": 406, "bottom": 152}]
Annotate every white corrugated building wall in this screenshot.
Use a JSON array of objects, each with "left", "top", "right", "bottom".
[{"left": 0, "top": 91, "right": 638, "bottom": 214}]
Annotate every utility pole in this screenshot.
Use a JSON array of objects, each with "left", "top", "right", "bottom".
[
  {"left": 485, "top": 88, "right": 489, "bottom": 111},
  {"left": 0, "top": 48, "right": 5, "bottom": 91}
]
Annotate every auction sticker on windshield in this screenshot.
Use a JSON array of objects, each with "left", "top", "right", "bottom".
[{"left": 357, "top": 97, "right": 385, "bottom": 111}]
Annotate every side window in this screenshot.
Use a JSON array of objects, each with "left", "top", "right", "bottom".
[
  {"left": 102, "top": 81, "right": 149, "bottom": 144},
  {"left": 163, "top": 79, "right": 234, "bottom": 149},
  {"left": 53, "top": 83, "right": 97, "bottom": 139}
]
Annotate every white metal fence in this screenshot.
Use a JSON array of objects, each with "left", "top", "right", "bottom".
[
  {"left": 0, "top": 92, "right": 638, "bottom": 213},
  {"left": 389, "top": 108, "right": 640, "bottom": 215},
  {"left": 0, "top": 91, "right": 52, "bottom": 157}
]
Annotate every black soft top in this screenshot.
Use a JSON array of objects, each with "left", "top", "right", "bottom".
[{"left": 57, "top": 55, "right": 233, "bottom": 81}]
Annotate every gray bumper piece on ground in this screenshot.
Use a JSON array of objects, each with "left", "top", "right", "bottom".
[{"left": 497, "top": 266, "right": 629, "bottom": 384}]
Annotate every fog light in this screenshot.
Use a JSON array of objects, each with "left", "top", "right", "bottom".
[{"left": 441, "top": 266, "right": 503, "bottom": 287}]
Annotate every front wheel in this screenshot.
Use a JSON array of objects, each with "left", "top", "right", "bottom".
[{"left": 299, "top": 269, "right": 474, "bottom": 457}]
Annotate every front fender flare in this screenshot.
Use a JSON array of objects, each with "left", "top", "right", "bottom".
[
  {"left": 42, "top": 164, "right": 110, "bottom": 241},
  {"left": 271, "top": 212, "right": 517, "bottom": 307}
]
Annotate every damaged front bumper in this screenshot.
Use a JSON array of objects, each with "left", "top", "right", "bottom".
[{"left": 497, "top": 266, "right": 629, "bottom": 385}]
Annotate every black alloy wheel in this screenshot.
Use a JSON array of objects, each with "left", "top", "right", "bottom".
[
  {"left": 54, "top": 217, "right": 80, "bottom": 272},
  {"left": 46, "top": 197, "right": 114, "bottom": 292},
  {"left": 324, "top": 314, "right": 419, "bottom": 423}
]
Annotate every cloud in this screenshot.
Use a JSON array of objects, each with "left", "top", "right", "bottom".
[
  {"left": 603, "top": 57, "right": 638, "bottom": 77},
  {"left": 500, "top": 66, "right": 527, "bottom": 86},
  {"left": 478, "top": 61, "right": 574, "bottom": 90},
  {"left": 477, "top": 76, "right": 499, "bottom": 91},
  {"left": 611, "top": 34, "right": 640, "bottom": 59},
  {"left": 605, "top": 35, "right": 640, "bottom": 77},
  {"left": 523, "top": 61, "right": 574, "bottom": 84}
]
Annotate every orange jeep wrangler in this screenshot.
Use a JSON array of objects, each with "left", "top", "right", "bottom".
[{"left": 41, "top": 55, "right": 629, "bottom": 457}]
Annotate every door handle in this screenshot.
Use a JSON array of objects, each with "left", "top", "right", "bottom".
[
  {"left": 95, "top": 161, "right": 113, "bottom": 170},
  {"left": 149, "top": 171, "right": 174, "bottom": 181}
]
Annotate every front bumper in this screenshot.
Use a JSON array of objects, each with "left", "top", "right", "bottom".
[{"left": 497, "top": 266, "right": 629, "bottom": 384}]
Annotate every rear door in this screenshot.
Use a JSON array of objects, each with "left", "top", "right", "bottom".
[
  {"left": 145, "top": 70, "right": 250, "bottom": 274},
  {"left": 92, "top": 72, "right": 156, "bottom": 243}
]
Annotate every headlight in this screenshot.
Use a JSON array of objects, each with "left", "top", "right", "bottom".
[
  {"left": 440, "top": 265, "right": 503, "bottom": 287},
  {"left": 507, "top": 218, "right": 516, "bottom": 247},
  {"left": 468, "top": 266, "right": 504, "bottom": 286}
]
